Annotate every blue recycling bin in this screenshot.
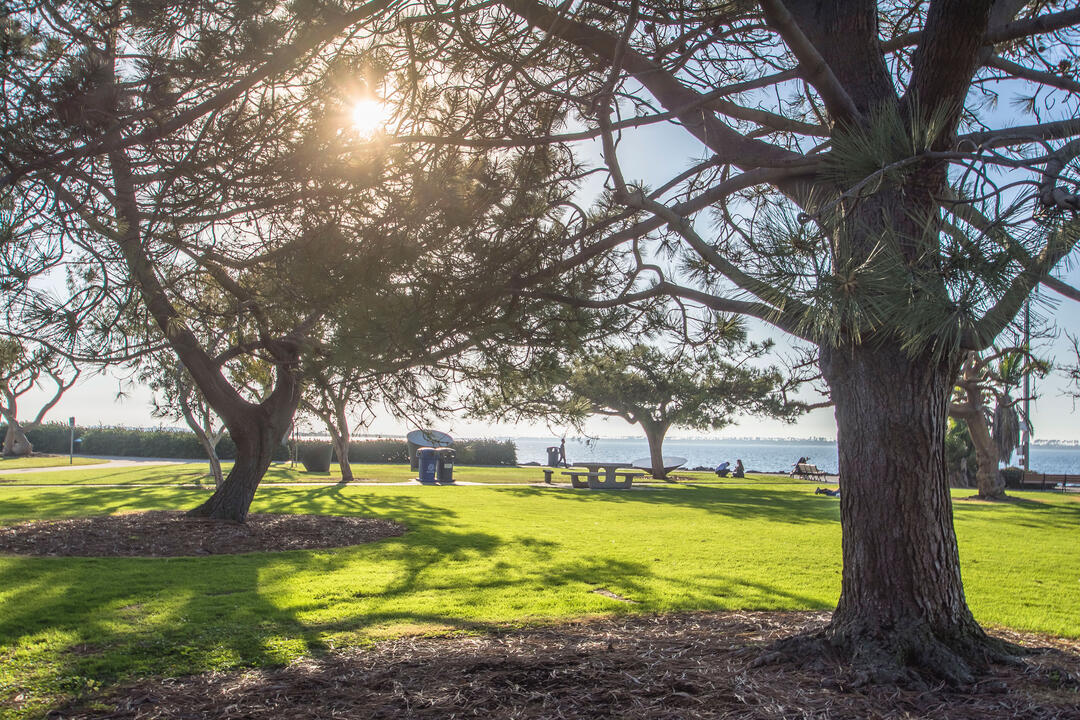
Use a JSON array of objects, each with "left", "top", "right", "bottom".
[{"left": 416, "top": 447, "right": 437, "bottom": 483}]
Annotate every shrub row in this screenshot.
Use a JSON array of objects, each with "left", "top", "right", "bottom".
[
  {"left": 15, "top": 422, "right": 290, "bottom": 460},
  {"left": 326, "top": 437, "right": 517, "bottom": 466},
  {"left": 11, "top": 423, "right": 517, "bottom": 466}
]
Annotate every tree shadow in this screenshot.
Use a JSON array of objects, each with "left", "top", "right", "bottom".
[
  {"left": 501, "top": 484, "right": 842, "bottom": 526},
  {"left": 951, "top": 492, "right": 1080, "bottom": 531},
  {"left": 0, "top": 480, "right": 845, "bottom": 716}
]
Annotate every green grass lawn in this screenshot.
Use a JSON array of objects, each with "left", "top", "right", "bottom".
[
  {"left": 0, "top": 461, "right": 718, "bottom": 486},
  {"left": 0, "top": 455, "right": 108, "bottom": 471},
  {"left": 0, "top": 477, "right": 1077, "bottom": 718}
]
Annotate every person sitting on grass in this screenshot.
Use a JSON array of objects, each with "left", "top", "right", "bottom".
[
  {"left": 815, "top": 486, "right": 840, "bottom": 497},
  {"left": 715, "top": 461, "right": 730, "bottom": 477},
  {"left": 733, "top": 459, "right": 745, "bottom": 478}
]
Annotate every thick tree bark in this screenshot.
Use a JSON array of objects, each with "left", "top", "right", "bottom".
[
  {"left": 813, "top": 342, "right": 1016, "bottom": 684},
  {"left": 641, "top": 419, "right": 670, "bottom": 480}
]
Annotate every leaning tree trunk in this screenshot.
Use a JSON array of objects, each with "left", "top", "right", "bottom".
[
  {"left": 818, "top": 342, "right": 1016, "bottom": 684},
  {"left": 965, "top": 412, "right": 1006, "bottom": 500},
  {"left": 193, "top": 427, "right": 225, "bottom": 489},
  {"left": 327, "top": 420, "right": 354, "bottom": 483},
  {"left": 179, "top": 402, "right": 225, "bottom": 488},
  {"left": 640, "top": 420, "right": 670, "bottom": 480},
  {"left": 2, "top": 419, "right": 33, "bottom": 457},
  {"left": 187, "top": 392, "right": 298, "bottom": 522},
  {"left": 109, "top": 143, "right": 305, "bottom": 524}
]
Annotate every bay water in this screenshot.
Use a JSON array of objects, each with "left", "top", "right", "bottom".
[{"left": 510, "top": 436, "right": 1080, "bottom": 475}]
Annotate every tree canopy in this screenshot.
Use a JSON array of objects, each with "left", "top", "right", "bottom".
[
  {"left": 386, "top": 0, "right": 1080, "bottom": 683},
  {"left": 471, "top": 330, "right": 801, "bottom": 477},
  {"left": 0, "top": 0, "right": 593, "bottom": 519}
]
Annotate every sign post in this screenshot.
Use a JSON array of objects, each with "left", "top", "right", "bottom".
[{"left": 69, "top": 416, "right": 75, "bottom": 465}]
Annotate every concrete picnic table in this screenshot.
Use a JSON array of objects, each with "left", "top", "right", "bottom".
[{"left": 562, "top": 462, "right": 643, "bottom": 489}]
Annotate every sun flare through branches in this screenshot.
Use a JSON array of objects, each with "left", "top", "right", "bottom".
[{"left": 350, "top": 98, "right": 386, "bottom": 137}]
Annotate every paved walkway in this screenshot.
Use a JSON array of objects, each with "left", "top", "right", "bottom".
[
  {"left": 0, "top": 456, "right": 195, "bottom": 475},
  {"left": 0, "top": 459, "right": 200, "bottom": 474}
]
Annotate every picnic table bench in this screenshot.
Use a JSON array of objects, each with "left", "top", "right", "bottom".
[
  {"left": 792, "top": 463, "right": 828, "bottom": 481},
  {"left": 562, "top": 463, "right": 644, "bottom": 489}
]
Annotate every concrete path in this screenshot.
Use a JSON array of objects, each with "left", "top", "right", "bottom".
[{"left": 0, "top": 456, "right": 196, "bottom": 475}]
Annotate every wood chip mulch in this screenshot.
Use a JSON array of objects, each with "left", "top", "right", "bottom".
[
  {"left": 50, "top": 612, "right": 1080, "bottom": 719},
  {"left": 0, "top": 511, "right": 406, "bottom": 557}
]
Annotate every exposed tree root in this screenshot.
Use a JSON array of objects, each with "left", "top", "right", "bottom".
[{"left": 753, "top": 619, "right": 1028, "bottom": 689}]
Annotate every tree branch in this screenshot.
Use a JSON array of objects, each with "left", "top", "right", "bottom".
[{"left": 758, "top": 0, "right": 862, "bottom": 124}]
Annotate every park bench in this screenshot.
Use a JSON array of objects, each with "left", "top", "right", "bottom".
[
  {"left": 793, "top": 463, "right": 827, "bottom": 481},
  {"left": 1018, "top": 471, "right": 1075, "bottom": 492}
]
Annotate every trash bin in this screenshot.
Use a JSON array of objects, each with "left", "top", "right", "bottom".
[
  {"left": 546, "top": 446, "right": 561, "bottom": 467},
  {"left": 407, "top": 429, "right": 453, "bottom": 470},
  {"left": 435, "top": 447, "right": 455, "bottom": 483},
  {"left": 416, "top": 447, "right": 437, "bottom": 483}
]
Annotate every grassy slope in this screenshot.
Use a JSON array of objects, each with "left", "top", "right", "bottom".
[
  {"left": 0, "top": 479, "right": 1077, "bottom": 718},
  {"left": 0, "top": 456, "right": 107, "bottom": 471}
]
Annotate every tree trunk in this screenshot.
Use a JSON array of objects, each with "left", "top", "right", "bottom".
[
  {"left": 309, "top": 402, "right": 354, "bottom": 483},
  {"left": 332, "top": 433, "right": 352, "bottom": 482},
  {"left": 179, "top": 401, "right": 225, "bottom": 487},
  {"left": 3, "top": 420, "right": 33, "bottom": 456},
  {"left": 965, "top": 413, "right": 1006, "bottom": 500},
  {"left": 109, "top": 144, "right": 305, "bottom": 523},
  {"left": 813, "top": 342, "right": 1017, "bottom": 684},
  {"left": 186, "top": 399, "right": 294, "bottom": 522},
  {"left": 325, "top": 419, "right": 353, "bottom": 483},
  {"left": 641, "top": 420, "right": 670, "bottom": 480}
]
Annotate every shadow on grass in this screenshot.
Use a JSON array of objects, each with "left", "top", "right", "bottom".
[
  {"left": 493, "top": 483, "right": 842, "bottom": 526},
  {"left": 952, "top": 492, "right": 1080, "bottom": 531},
  {"left": 0, "top": 490, "right": 485, "bottom": 702},
  {"left": 0, "top": 481, "right": 835, "bottom": 710}
]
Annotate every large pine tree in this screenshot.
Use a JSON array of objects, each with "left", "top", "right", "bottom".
[{"left": 393, "top": 0, "right": 1080, "bottom": 682}]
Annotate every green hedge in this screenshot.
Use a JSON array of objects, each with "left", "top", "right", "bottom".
[
  {"left": 347, "top": 439, "right": 410, "bottom": 463},
  {"left": 454, "top": 438, "right": 517, "bottom": 466},
  {"left": 14, "top": 422, "right": 288, "bottom": 461},
  {"left": 9, "top": 423, "right": 517, "bottom": 466}
]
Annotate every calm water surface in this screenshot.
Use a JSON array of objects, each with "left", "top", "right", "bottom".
[{"left": 510, "top": 437, "right": 1080, "bottom": 474}]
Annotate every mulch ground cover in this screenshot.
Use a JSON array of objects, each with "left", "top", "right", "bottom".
[
  {"left": 0, "top": 511, "right": 406, "bottom": 556},
  {"left": 49, "top": 613, "right": 1080, "bottom": 719}
]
